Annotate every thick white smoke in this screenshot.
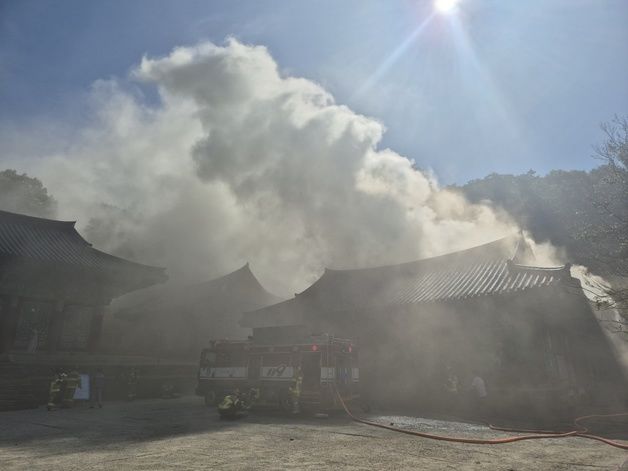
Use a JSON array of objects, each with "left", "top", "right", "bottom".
[
  {"left": 570, "top": 265, "right": 628, "bottom": 372},
  {"left": 8, "top": 39, "right": 518, "bottom": 295}
]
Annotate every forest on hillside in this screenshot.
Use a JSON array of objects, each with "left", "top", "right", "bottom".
[{"left": 457, "top": 166, "right": 625, "bottom": 279}]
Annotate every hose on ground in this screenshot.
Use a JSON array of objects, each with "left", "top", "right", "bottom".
[
  {"left": 489, "top": 412, "right": 628, "bottom": 450},
  {"left": 333, "top": 387, "right": 628, "bottom": 450}
]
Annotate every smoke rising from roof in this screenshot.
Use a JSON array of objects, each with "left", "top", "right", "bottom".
[{"left": 8, "top": 39, "right": 520, "bottom": 295}]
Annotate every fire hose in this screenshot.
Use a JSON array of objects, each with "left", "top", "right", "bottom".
[{"left": 333, "top": 387, "right": 628, "bottom": 450}]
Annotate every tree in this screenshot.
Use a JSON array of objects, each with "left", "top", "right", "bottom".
[
  {"left": 589, "top": 116, "right": 628, "bottom": 327},
  {"left": 592, "top": 115, "right": 628, "bottom": 265},
  {"left": 0, "top": 169, "right": 57, "bottom": 218}
]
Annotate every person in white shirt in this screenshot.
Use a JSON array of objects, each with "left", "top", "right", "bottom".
[
  {"left": 471, "top": 375, "right": 487, "bottom": 399},
  {"left": 470, "top": 372, "right": 488, "bottom": 420}
]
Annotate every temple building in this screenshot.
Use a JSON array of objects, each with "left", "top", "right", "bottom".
[
  {"left": 0, "top": 210, "right": 166, "bottom": 409},
  {"left": 242, "top": 236, "right": 627, "bottom": 414},
  {"left": 111, "top": 263, "right": 283, "bottom": 359}
]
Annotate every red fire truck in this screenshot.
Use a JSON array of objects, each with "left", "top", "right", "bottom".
[{"left": 196, "top": 334, "right": 359, "bottom": 412}]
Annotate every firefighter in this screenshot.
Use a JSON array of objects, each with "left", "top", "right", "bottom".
[
  {"left": 289, "top": 367, "right": 303, "bottom": 414},
  {"left": 217, "top": 388, "right": 243, "bottom": 419},
  {"left": 240, "top": 387, "right": 259, "bottom": 412},
  {"left": 469, "top": 370, "right": 488, "bottom": 420},
  {"left": 445, "top": 366, "right": 458, "bottom": 392},
  {"left": 127, "top": 368, "right": 138, "bottom": 401},
  {"left": 246, "top": 387, "right": 260, "bottom": 408},
  {"left": 90, "top": 368, "right": 105, "bottom": 408},
  {"left": 62, "top": 367, "right": 81, "bottom": 408},
  {"left": 47, "top": 369, "right": 65, "bottom": 411},
  {"left": 443, "top": 365, "right": 459, "bottom": 415}
]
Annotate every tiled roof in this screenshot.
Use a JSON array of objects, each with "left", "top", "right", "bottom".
[
  {"left": 242, "top": 236, "right": 571, "bottom": 327},
  {"left": 0, "top": 210, "right": 165, "bottom": 277},
  {"left": 380, "top": 261, "right": 566, "bottom": 305}
]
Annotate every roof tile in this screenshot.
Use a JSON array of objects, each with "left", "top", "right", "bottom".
[{"left": 0, "top": 210, "right": 164, "bottom": 276}]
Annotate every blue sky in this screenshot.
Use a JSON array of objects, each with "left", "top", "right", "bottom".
[{"left": 1, "top": 0, "right": 627, "bottom": 184}]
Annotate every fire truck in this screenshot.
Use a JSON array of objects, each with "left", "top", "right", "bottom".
[{"left": 196, "top": 334, "right": 359, "bottom": 412}]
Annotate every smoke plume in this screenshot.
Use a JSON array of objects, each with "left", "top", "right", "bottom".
[{"left": 5, "top": 39, "right": 519, "bottom": 295}]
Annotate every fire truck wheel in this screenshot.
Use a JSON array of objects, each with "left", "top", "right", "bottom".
[{"left": 204, "top": 390, "right": 217, "bottom": 407}]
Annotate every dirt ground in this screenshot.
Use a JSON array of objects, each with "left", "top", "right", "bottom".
[{"left": 0, "top": 396, "right": 626, "bottom": 470}]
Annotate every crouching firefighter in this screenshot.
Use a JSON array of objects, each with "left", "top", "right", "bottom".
[
  {"left": 217, "top": 388, "right": 259, "bottom": 419},
  {"left": 218, "top": 389, "right": 244, "bottom": 419}
]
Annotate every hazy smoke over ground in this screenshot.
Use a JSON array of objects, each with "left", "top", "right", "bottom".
[{"left": 9, "top": 39, "right": 519, "bottom": 295}]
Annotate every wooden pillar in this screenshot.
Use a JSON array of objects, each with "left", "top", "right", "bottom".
[
  {"left": 0, "top": 296, "right": 20, "bottom": 353},
  {"left": 87, "top": 307, "right": 105, "bottom": 352},
  {"left": 47, "top": 300, "right": 65, "bottom": 353}
]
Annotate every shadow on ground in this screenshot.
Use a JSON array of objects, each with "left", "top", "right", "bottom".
[
  {"left": 0, "top": 395, "right": 626, "bottom": 465},
  {"left": 0, "top": 396, "right": 353, "bottom": 454}
]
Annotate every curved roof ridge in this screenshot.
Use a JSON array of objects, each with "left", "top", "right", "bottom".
[
  {"left": 193, "top": 262, "right": 254, "bottom": 286},
  {"left": 510, "top": 262, "right": 567, "bottom": 271},
  {"left": 0, "top": 209, "right": 77, "bottom": 227},
  {"left": 192, "top": 262, "right": 282, "bottom": 301},
  {"left": 88, "top": 247, "right": 166, "bottom": 272},
  {"left": 299, "top": 235, "right": 520, "bottom": 299},
  {"left": 0, "top": 209, "right": 91, "bottom": 247},
  {"left": 243, "top": 264, "right": 284, "bottom": 302},
  {"left": 319, "top": 234, "right": 519, "bottom": 274},
  {"left": 510, "top": 234, "right": 522, "bottom": 261}
]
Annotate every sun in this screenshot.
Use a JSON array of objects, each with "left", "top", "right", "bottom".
[{"left": 434, "top": 0, "right": 459, "bottom": 15}]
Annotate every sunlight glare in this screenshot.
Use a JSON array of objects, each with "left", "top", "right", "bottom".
[{"left": 435, "top": 0, "right": 459, "bottom": 15}]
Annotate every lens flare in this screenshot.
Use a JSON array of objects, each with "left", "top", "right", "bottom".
[{"left": 435, "top": 0, "right": 459, "bottom": 15}]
